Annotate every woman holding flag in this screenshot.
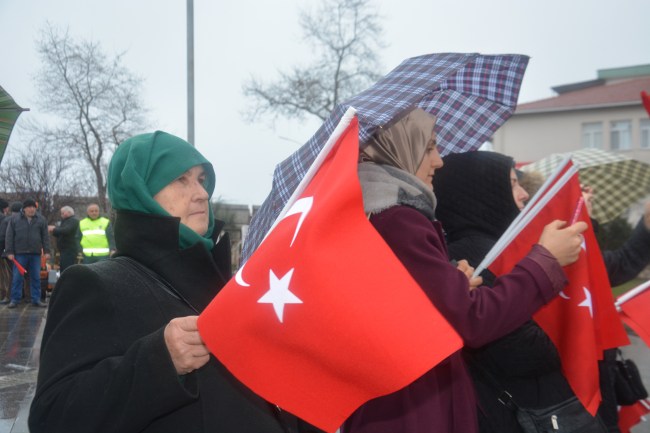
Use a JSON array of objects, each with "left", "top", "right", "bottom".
[
  {"left": 29, "top": 131, "right": 321, "bottom": 433},
  {"left": 433, "top": 150, "right": 608, "bottom": 433},
  {"left": 342, "top": 108, "right": 587, "bottom": 433}
]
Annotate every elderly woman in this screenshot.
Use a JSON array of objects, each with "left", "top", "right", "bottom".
[
  {"left": 342, "top": 108, "right": 587, "bottom": 433},
  {"left": 29, "top": 131, "right": 320, "bottom": 433}
]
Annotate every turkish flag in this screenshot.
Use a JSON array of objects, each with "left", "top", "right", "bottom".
[
  {"left": 198, "top": 114, "right": 463, "bottom": 432},
  {"left": 618, "top": 400, "right": 650, "bottom": 433},
  {"left": 618, "top": 281, "right": 650, "bottom": 347},
  {"left": 488, "top": 164, "right": 628, "bottom": 415}
]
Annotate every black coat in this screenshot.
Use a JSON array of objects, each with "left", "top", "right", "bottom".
[
  {"left": 52, "top": 215, "right": 80, "bottom": 253},
  {"left": 448, "top": 236, "right": 574, "bottom": 433},
  {"left": 29, "top": 210, "right": 320, "bottom": 433},
  {"left": 4, "top": 211, "right": 51, "bottom": 255},
  {"left": 601, "top": 217, "right": 650, "bottom": 286},
  {"left": 434, "top": 152, "right": 574, "bottom": 433}
]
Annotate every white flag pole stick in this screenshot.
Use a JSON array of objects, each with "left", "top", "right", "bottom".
[
  {"left": 493, "top": 155, "right": 574, "bottom": 257},
  {"left": 263, "top": 107, "right": 358, "bottom": 241},
  {"left": 478, "top": 156, "right": 573, "bottom": 275},
  {"left": 615, "top": 279, "right": 650, "bottom": 309},
  {"left": 474, "top": 163, "right": 579, "bottom": 277}
]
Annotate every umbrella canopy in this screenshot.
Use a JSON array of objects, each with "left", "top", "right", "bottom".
[
  {"left": 243, "top": 52, "right": 529, "bottom": 259},
  {"left": 0, "top": 85, "right": 29, "bottom": 165},
  {"left": 520, "top": 148, "right": 650, "bottom": 223}
]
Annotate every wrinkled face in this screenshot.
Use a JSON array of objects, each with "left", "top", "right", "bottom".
[
  {"left": 510, "top": 168, "right": 530, "bottom": 210},
  {"left": 24, "top": 206, "right": 37, "bottom": 217},
  {"left": 415, "top": 131, "right": 444, "bottom": 188},
  {"left": 153, "top": 165, "right": 210, "bottom": 236},
  {"left": 87, "top": 205, "right": 100, "bottom": 220}
]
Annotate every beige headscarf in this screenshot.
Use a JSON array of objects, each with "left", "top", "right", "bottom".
[{"left": 360, "top": 108, "right": 437, "bottom": 175}]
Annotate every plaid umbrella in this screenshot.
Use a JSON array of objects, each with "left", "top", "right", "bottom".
[
  {"left": 521, "top": 148, "right": 650, "bottom": 223},
  {"left": 243, "top": 52, "right": 529, "bottom": 260},
  {"left": 0, "top": 85, "right": 29, "bottom": 165}
]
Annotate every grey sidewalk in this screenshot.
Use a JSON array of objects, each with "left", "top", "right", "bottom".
[{"left": 0, "top": 302, "right": 45, "bottom": 433}]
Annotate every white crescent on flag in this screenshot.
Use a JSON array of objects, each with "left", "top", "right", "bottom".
[{"left": 235, "top": 197, "right": 314, "bottom": 287}]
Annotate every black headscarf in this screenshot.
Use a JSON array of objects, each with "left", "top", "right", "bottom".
[{"left": 433, "top": 151, "right": 520, "bottom": 268}]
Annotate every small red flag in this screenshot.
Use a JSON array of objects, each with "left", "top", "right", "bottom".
[
  {"left": 488, "top": 164, "right": 628, "bottom": 415},
  {"left": 618, "top": 399, "right": 650, "bottom": 433},
  {"left": 618, "top": 281, "right": 650, "bottom": 348},
  {"left": 12, "top": 258, "right": 27, "bottom": 276},
  {"left": 198, "top": 113, "right": 462, "bottom": 432},
  {"left": 642, "top": 91, "right": 650, "bottom": 118}
]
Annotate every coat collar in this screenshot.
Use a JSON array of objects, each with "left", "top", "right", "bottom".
[{"left": 113, "top": 210, "right": 231, "bottom": 311}]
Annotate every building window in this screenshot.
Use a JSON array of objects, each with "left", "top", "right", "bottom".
[
  {"left": 610, "top": 120, "right": 632, "bottom": 150},
  {"left": 582, "top": 122, "right": 603, "bottom": 149},
  {"left": 641, "top": 119, "right": 650, "bottom": 149}
]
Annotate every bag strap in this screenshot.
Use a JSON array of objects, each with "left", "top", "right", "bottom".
[{"left": 114, "top": 256, "right": 200, "bottom": 314}]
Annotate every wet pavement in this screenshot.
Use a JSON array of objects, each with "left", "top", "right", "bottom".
[
  {"left": 0, "top": 301, "right": 45, "bottom": 433},
  {"left": 0, "top": 299, "right": 648, "bottom": 433}
]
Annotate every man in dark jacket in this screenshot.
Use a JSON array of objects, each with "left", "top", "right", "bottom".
[
  {"left": 5, "top": 198, "right": 51, "bottom": 308},
  {"left": 48, "top": 206, "right": 80, "bottom": 273},
  {"left": 1, "top": 202, "right": 25, "bottom": 305}
]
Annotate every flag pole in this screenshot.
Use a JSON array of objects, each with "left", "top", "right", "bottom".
[
  {"left": 263, "top": 107, "right": 358, "bottom": 240},
  {"left": 476, "top": 155, "right": 573, "bottom": 274},
  {"left": 474, "top": 162, "right": 579, "bottom": 276},
  {"left": 615, "top": 279, "right": 650, "bottom": 309}
]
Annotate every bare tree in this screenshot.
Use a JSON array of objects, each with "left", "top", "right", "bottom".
[
  {"left": 32, "top": 23, "right": 148, "bottom": 211},
  {"left": 0, "top": 139, "right": 91, "bottom": 223},
  {"left": 243, "top": 0, "right": 385, "bottom": 123}
]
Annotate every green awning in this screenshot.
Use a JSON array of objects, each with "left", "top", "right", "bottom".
[{"left": 0, "top": 85, "right": 29, "bottom": 164}]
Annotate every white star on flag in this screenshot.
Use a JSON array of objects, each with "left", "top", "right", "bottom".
[
  {"left": 258, "top": 268, "right": 303, "bottom": 323},
  {"left": 578, "top": 286, "right": 593, "bottom": 317}
]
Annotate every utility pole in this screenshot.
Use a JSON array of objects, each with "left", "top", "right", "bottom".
[{"left": 187, "top": 0, "right": 195, "bottom": 145}]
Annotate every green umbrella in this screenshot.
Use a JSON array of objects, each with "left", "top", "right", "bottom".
[
  {"left": 521, "top": 148, "right": 650, "bottom": 223},
  {"left": 0, "top": 85, "right": 29, "bottom": 164}
]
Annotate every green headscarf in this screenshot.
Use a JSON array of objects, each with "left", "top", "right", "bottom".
[{"left": 108, "top": 131, "right": 216, "bottom": 251}]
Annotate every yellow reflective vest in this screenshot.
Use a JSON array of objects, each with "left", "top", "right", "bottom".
[{"left": 79, "top": 217, "right": 111, "bottom": 256}]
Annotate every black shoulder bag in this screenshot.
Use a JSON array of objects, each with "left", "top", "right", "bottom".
[
  {"left": 614, "top": 349, "right": 649, "bottom": 406},
  {"left": 469, "top": 358, "right": 607, "bottom": 433}
]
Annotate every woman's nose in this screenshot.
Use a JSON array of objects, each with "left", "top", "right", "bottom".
[
  {"left": 518, "top": 185, "right": 529, "bottom": 201},
  {"left": 193, "top": 181, "right": 209, "bottom": 200},
  {"left": 432, "top": 153, "right": 444, "bottom": 169}
]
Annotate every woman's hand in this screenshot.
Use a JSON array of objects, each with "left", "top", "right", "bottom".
[
  {"left": 456, "top": 259, "right": 483, "bottom": 290},
  {"left": 538, "top": 220, "right": 588, "bottom": 266},
  {"left": 164, "top": 316, "right": 210, "bottom": 375}
]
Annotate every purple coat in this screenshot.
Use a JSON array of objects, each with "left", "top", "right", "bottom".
[{"left": 342, "top": 206, "right": 567, "bottom": 433}]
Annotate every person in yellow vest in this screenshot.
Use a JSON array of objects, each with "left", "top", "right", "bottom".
[{"left": 77, "top": 204, "right": 116, "bottom": 264}]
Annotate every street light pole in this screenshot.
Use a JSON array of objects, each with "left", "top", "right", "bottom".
[{"left": 187, "top": 0, "right": 195, "bottom": 146}]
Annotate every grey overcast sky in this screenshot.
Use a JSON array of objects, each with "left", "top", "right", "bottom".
[{"left": 1, "top": 0, "right": 649, "bottom": 205}]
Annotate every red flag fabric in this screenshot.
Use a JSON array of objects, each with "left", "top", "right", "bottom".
[
  {"left": 642, "top": 91, "right": 650, "bottom": 118},
  {"left": 12, "top": 258, "right": 27, "bottom": 276},
  {"left": 618, "top": 399, "right": 650, "bottom": 433},
  {"left": 619, "top": 283, "right": 650, "bottom": 347},
  {"left": 488, "top": 165, "right": 629, "bottom": 415},
  {"left": 198, "top": 115, "right": 463, "bottom": 433}
]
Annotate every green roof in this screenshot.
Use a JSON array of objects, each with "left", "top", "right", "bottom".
[{"left": 597, "top": 64, "right": 650, "bottom": 80}]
